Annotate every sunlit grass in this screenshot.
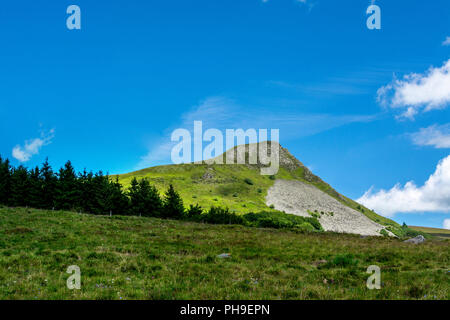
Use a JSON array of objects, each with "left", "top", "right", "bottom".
[{"left": 0, "top": 207, "right": 448, "bottom": 300}]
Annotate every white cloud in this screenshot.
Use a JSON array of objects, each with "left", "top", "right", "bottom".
[
  {"left": 357, "top": 155, "right": 450, "bottom": 217},
  {"left": 136, "top": 96, "right": 377, "bottom": 169},
  {"left": 444, "top": 219, "right": 450, "bottom": 230},
  {"left": 12, "top": 129, "right": 55, "bottom": 162},
  {"left": 411, "top": 124, "right": 450, "bottom": 149},
  {"left": 443, "top": 37, "right": 450, "bottom": 46},
  {"left": 377, "top": 59, "right": 450, "bottom": 119}
]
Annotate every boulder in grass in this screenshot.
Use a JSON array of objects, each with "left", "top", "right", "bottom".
[{"left": 403, "top": 235, "right": 426, "bottom": 244}]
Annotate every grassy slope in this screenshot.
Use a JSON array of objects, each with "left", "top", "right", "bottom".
[
  {"left": 114, "top": 163, "right": 285, "bottom": 214},
  {"left": 113, "top": 161, "right": 405, "bottom": 236},
  {"left": 1, "top": 207, "right": 448, "bottom": 300},
  {"left": 410, "top": 226, "right": 450, "bottom": 239}
]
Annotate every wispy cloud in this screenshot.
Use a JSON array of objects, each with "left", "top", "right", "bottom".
[
  {"left": 269, "top": 80, "right": 370, "bottom": 96},
  {"left": 136, "top": 96, "right": 378, "bottom": 169},
  {"left": 443, "top": 36, "right": 450, "bottom": 46},
  {"left": 358, "top": 155, "right": 450, "bottom": 217},
  {"left": 410, "top": 124, "right": 450, "bottom": 149},
  {"left": 269, "top": 69, "right": 388, "bottom": 96},
  {"left": 377, "top": 59, "right": 450, "bottom": 119},
  {"left": 12, "top": 129, "right": 55, "bottom": 162}
]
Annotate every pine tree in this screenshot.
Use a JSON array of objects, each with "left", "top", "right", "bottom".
[
  {"left": 78, "top": 169, "right": 94, "bottom": 213},
  {"left": 10, "top": 165, "right": 30, "bottom": 207},
  {"left": 0, "top": 156, "right": 11, "bottom": 206},
  {"left": 128, "top": 178, "right": 162, "bottom": 217},
  {"left": 55, "top": 161, "right": 79, "bottom": 210},
  {"left": 128, "top": 178, "right": 142, "bottom": 215},
  {"left": 139, "top": 179, "right": 162, "bottom": 217},
  {"left": 88, "top": 171, "right": 109, "bottom": 215},
  {"left": 162, "top": 184, "right": 184, "bottom": 219},
  {"left": 28, "top": 166, "right": 43, "bottom": 209},
  {"left": 40, "top": 158, "right": 57, "bottom": 210},
  {"left": 106, "top": 177, "right": 130, "bottom": 216}
]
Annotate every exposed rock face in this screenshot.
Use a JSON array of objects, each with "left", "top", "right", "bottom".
[
  {"left": 266, "top": 179, "right": 389, "bottom": 236},
  {"left": 403, "top": 235, "right": 426, "bottom": 244},
  {"left": 201, "top": 169, "right": 215, "bottom": 181}
]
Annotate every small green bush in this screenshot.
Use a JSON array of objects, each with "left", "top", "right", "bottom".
[
  {"left": 185, "top": 204, "right": 203, "bottom": 220},
  {"left": 243, "top": 211, "right": 323, "bottom": 232},
  {"left": 244, "top": 178, "right": 254, "bottom": 185},
  {"left": 201, "top": 207, "right": 245, "bottom": 225},
  {"left": 324, "top": 254, "right": 358, "bottom": 268}
]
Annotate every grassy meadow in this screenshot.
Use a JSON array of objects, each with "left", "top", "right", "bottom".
[{"left": 0, "top": 206, "right": 448, "bottom": 300}]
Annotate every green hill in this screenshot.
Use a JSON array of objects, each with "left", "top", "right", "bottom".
[
  {"left": 1, "top": 207, "right": 448, "bottom": 300},
  {"left": 410, "top": 226, "right": 450, "bottom": 239},
  {"left": 114, "top": 143, "right": 405, "bottom": 237}
]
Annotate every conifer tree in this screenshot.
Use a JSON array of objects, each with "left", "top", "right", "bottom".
[
  {"left": 90, "top": 171, "right": 109, "bottom": 214},
  {"left": 139, "top": 179, "right": 162, "bottom": 217},
  {"left": 10, "top": 165, "right": 30, "bottom": 207},
  {"left": 162, "top": 184, "right": 184, "bottom": 219},
  {"left": 28, "top": 166, "right": 43, "bottom": 209},
  {"left": 0, "top": 156, "right": 11, "bottom": 205},
  {"left": 106, "top": 177, "right": 130, "bottom": 216},
  {"left": 128, "top": 178, "right": 162, "bottom": 217},
  {"left": 55, "top": 161, "right": 79, "bottom": 210},
  {"left": 40, "top": 158, "right": 57, "bottom": 209},
  {"left": 128, "top": 177, "right": 142, "bottom": 215}
]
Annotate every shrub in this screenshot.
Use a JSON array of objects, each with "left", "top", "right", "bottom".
[
  {"left": 324, "top": 254, "right": 358, "bottom": 268},
  {"left": 243, "top": 211, "right": 323, "bottom": 232},
  {"left": 185, "top": 204, "right": 203, "bottom": 220},
  {"left": 293, "top": 222, "right": 315, "bottom": 233},
  {"left": 308, "top": 210, "right": 320, "bottom": 219},
  {"left": 244, "top": 178, "right": 254, "bottom": 185},
  {"left": 200, "top": 207, "right": 245, "bottom": 225}
]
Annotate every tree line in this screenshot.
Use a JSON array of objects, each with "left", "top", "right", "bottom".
[
  {"left": 0, "top": 155, "right": 324, "bottom": 232},
  {"left": 0, "top": 156, "right": 184, "bottom": 218}
]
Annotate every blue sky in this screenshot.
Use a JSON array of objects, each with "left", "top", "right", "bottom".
[{"left": 1, "top": 0, "right": 450, "bottom": 228}]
